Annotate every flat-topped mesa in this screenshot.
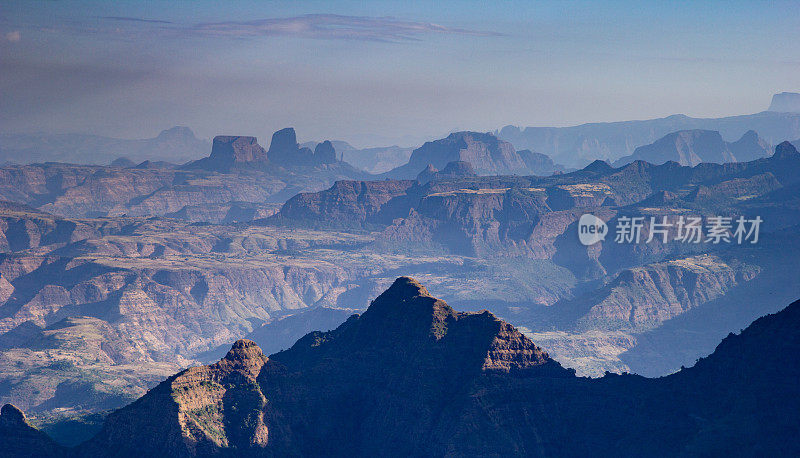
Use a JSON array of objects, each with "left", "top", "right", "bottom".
[
  {"left": 768, "top": 92, "right": 800, "bottom": 113},
  {"left": 210, "top": 135, "right": 268, "bottom": 163}
]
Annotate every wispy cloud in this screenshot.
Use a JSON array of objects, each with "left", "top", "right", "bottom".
[
  {"left": 187, "top": 14, "right": 501, "bottom": 42},
  {"left": 102, "top": 16, "right": 174, "bottom": 25},
  {"left": 5, "top": 31, "right": 21, "bottom": 42}
]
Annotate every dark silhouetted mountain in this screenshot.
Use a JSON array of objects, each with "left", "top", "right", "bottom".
[
  {"left": 773, "top": 140, "right": 800, "bottom": 159},
  {"left": 768, "top": 91, "right": 800, "bottom": 112},
  {"left": 313, "top": 140, "right": 337, "bottom": 164},
  {"left": 268, "top": 128, "right": 349, "bottom": 167},
  {"left": 498, "top": 97, "right": 800, "bottom": 167},
  {"left": 614, "top": 129, "right": 771, "bottom": 166},
  {"left": 0, "top": 126, "right": 210, "bottom": 166},
  {"left": 19, "top": 278, "right": 797, "bottom": 456},
  {"left": 0, "top": 403, "right": 64, "bottom": 456},
  {"left": 268, "top": 127, "right": 314, "bottom": 165}
]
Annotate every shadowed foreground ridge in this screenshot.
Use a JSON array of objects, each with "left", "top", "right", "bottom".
[{"left": 6, "top": 277, "right": 800, "bottom": 457}]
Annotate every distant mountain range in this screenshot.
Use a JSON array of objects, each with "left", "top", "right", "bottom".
[
  {"left": 383, "top": 131, "right": 564, "bottom": 179},
  {"left": 5, "top": 277, "right": 799, "bottom": 456},
  {"left": 614, "top": 129, "right": 773, "bottom": 166},
  {"left": 497, "top": 92, "right": 800, "bottom": 168},
  {"left": 0, "top": 127, "right": 211, "bottom": 165}
]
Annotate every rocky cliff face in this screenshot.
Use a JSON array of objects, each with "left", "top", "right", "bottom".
[
  {"left": 194, "top": 136, "right": 268, "bottom": 171},
  {"left": 22, "top": 280, "right": 800, "bottom": 457},
  {"left": 572, "top": 255, "right": 761, "bottom": 331},
  {"left": 78, "top": 277, "right": 569, "bottom": 456},
  {"left": 271, "top": 179, "right": 416, "bottom": 229}
]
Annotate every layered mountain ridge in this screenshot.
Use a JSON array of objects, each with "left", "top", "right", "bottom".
[
  {"left": 498, "top": 96, "right": 800, "bottom": 167},
  {"left": 6, "top": 277, "right": 800, "bottom": 456}
]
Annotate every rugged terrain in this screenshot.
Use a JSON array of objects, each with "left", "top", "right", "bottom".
[
  {"left": 0, "top": 129, "right": 367, "bottom": 223},
  {"left": 5, "top": 277, "right": 799, "bottom": 456},
  {"left": 1, "top": 137, "right": 800, "bottom": 432}
]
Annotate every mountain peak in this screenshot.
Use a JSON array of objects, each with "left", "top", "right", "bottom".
[
  {"left": 1, "top": 404, "right": 26, "bottom": 425},
  {"left": 384, "top": 276, "right": 432, "bottom": 299},
  {"left": 156, "top": 126, "right": 196, "bottom": 140},
  {"left": 773, "top": 141, "right": 800, "bottom": 159},
  {"left": 583, "top": 159, "right": 614, "bottom": 173},
  {"left": 224, "top": 339, "right": 264, "bottom": 362}
]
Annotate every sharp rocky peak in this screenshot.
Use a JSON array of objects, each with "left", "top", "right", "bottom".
[{"left": 773, "top": 141, "right": 800, "bottom": 159}]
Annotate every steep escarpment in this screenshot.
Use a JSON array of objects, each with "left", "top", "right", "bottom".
[
  {"left": 570, "top": 254, "right": 761, "bottom": 331},
  {"left": 42, "top": 282, "right": 800, "bottom": 457},
  {"left": 269, "top": 179, "right": 416, "bottom": 229},
  {"left": 79, "top": 277, "right": 568, "bottom": 456},
  {"left": 187, "top": 136, "right": 268, "bottom": 172}
]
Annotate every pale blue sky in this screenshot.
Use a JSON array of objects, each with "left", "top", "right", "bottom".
[{"left": 2, "top": 1, "right": 799, "bottom": 146}]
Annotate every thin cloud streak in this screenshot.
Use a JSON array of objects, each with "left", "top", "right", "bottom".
[
  {"left": 188, "top": 14, "right": 502, "bottom": 42},
  {"left": 102, "top": 16, "right": 175, "bottom": 25}
]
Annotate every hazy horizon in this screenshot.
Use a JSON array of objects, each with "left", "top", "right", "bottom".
[{"left": 2, "top": 0, "right": 799, "bottom": 148}]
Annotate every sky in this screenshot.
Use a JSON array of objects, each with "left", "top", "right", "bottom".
[{"left": 1, "top": 0, "right": 799, "bottom": 147}]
